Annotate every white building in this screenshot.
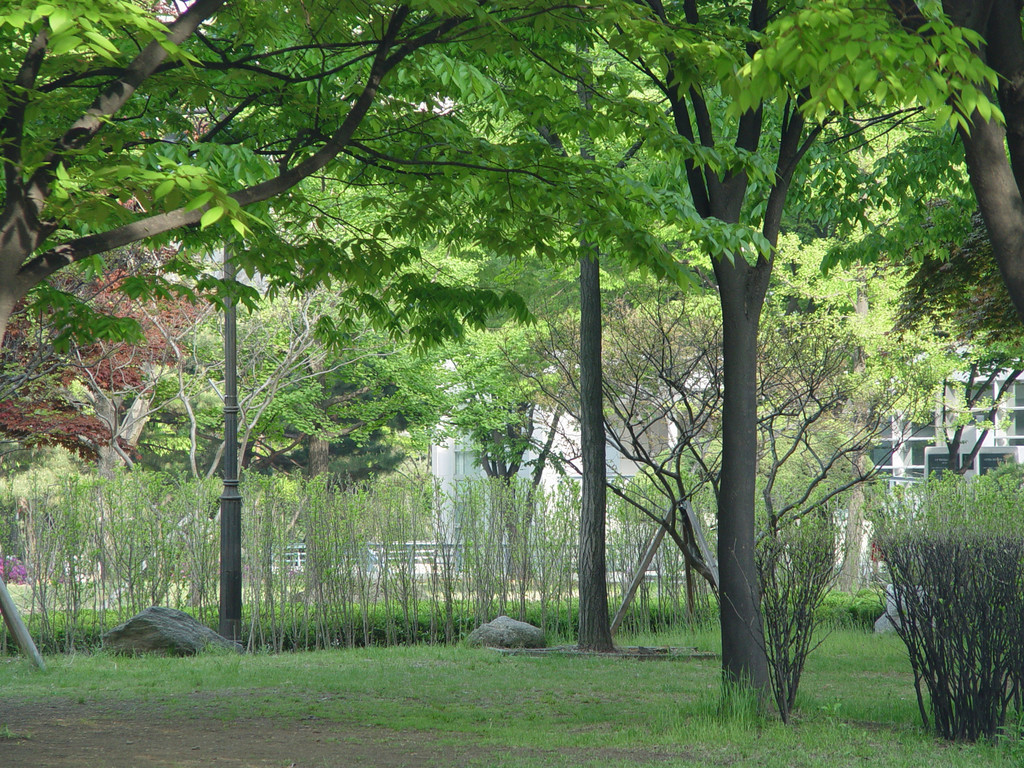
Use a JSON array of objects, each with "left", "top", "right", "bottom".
[
  {"left": 873, "top": 372, "right": 1024, "bottom": 481},
  {"left": 431, "top": 410, "right": 640, "bottom": 494}
]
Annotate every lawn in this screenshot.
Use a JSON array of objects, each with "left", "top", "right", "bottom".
[{"left": 1, "top": 628, "right": 1019, "bottom": 767}]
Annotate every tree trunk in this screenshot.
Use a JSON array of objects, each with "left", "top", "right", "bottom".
[
  {"left": 899, "top": 0, "right": 1024, "bottom": 321},
  {"left": 838, "top": 455, "right": 869, "bottom": 592},
  {"left": 96, "top": 444, "right": 120, "bottom": 479},
  {"left": 305, "top": 355, "right": 330, "bottom": 478},
  {"left": 714, "top": 254, "right": 771, "bottom": 695},
  {"left": 577, "top": 252, "right": 613, "bottom": 652},
  {"left": 85, "top": 392, "right": 151, "bottom": 478},
  {"left": 959, "top": 117, "right": 1024, "bottom": 321},
  {"left": 0, "top": 287, "right": 18, "bottom": 349},
  {"left": 838, "top": 284, "right": 870, "bottom": 592},
  {"left": 307, "top": 436, "right": 330, "bottom": 478}
]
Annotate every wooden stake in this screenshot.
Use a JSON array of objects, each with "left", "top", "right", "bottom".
[
  {"left": 610, "top": 500, "right": 721, "bottom": 637},
  {"left": 0, "top": 577, "right": 45, "bottom": 670},
  {"left": 682, "top": 500, "right": 718, "bottom": 590},
  {"left": 611, "top": 512, "right": 671, "bottom": 636}
]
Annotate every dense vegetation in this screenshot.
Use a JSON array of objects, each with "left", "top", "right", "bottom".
[{"left": 1, "top": 467, "right": 893, "bottom": 656}]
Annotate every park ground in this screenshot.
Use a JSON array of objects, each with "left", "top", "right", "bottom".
[{"left": 2, "top": 630, "right": 1019, "bottom": 768}]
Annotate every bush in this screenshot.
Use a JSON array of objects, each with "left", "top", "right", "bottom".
[
  {"left": 875, "top": 474, "right": 1024, "bottom": 741},
  {"left": 816, "top": 589, "right": 884, "bottom": 630},
  {"left": 3, "top": 599, "right": 695, "bottom": 654},
  {"left": 0, "top": 555, "right": 27, "bottom": 585},
  {"left": 878, "top": 530, "right": 1024, "bottom": 741},
  {"left": 2, "top": 470, "right": 715, "bottom": 655},
  {"left": 757, "top": 517, "right": 838, "bottom": 722}
]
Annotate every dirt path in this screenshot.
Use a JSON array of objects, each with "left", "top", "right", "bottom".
[
  {"left": 2, "top": 649, "right": 709, "bottom": 767},
  {"left": 2, "top": 699, "right": 474, "bottom": 768},
  {"left": 2, "top": 697, "right": 687, "bottom": 768}
]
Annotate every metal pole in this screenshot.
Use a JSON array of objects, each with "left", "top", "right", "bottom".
[{"left": 219, "top": 245, "right": 242, "bottom": 642}]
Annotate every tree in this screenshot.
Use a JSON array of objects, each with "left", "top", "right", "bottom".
[
  {"left": 489, "top": 0, "right": 990, "bottom": 691},
  {"left": 534, "top": 253, "right": 913, "bottom": 593},
  {"left": 0, "top": 245, "right": 205, "bottom": 470},
  {"left": 0, "top": 301, "right": 63, "bottom": 405},
  {"left": 885, "top": 0, "right": 1024, "bottom": 321},
  {"left": 615, "top": 0, "right": 1005, "bottom": 693},
  {"left": 592, "top": 0, "right": 824, "bottom": 692},
  {"left": 531, "top": 285, "right": 723, "bottom": 597},
  {"left": 0, "top": 306, "right": 104, "bottom": 459},
  {"left": 0, "top": 0, "right": 534, "bottom": 350},
  {"left": 575, "top": 251, "right": 615, "bottom": 651},
  {"left": 279, "top": 336, "right": 448, "bottom": 481},
  {"left": 443, "top": 325, "right": 561, "bottom": 486},
  {"left": 900, "top": 213, "right": 1024, "bottom": 348},
  {"left": 137, "top": 288, "right": 445, "bottom": 480},
  {"left": 69, "top": 268, "right": 207, "bottom": 476}
]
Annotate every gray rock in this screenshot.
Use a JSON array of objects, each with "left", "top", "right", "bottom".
[
  {"left": 874, "top": 584, "right": 902, "bottom": 633},
  {"left": 102, "top": 606, "right": 242, "bottom": 655},
  {"left": 873, "top": 612, "right": 897, "bottom": 633},
  {"left": 466, "top": 615, "right": 545, "bottom": 649}
]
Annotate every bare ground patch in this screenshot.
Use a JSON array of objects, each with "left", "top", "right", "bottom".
[{"left": 1, "top": 697, "right": 692, "bottom": 768}]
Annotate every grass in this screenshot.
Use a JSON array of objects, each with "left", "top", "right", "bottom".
[
  {"left": 0, "top": 723, "right": 28, "bottom": 740},
  {"left": 1, "top": 628, "right": 1020, "bottom": 767}
]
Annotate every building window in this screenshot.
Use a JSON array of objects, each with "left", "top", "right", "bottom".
[
  {"left": 901, "top": 422, "right": 935, "bottom": 478},
  {"left": 454, "top": 449, "right": 477, "bottom": 478},
  {"left": 871, "top": 425, "right": 895, "bottom": 474},
  {"left": 1008, "top": 383, "right": 1024, "bottom": 447}
]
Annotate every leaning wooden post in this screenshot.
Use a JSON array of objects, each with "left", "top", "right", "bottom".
[
  {"left": 682, "top": 500, "right": 718, "bottom": 590},
  {"left": 610, "top": 510, "right": 673, "bottom": 636},
  {"left": 0, "top": 577, "right": 45, "bottom": 670}
]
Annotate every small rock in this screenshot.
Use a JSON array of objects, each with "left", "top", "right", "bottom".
[
  {"left": 466, "top": 615, "right": 545, "bottom": 649},
  {"left": 102, "top": 606, "right": 242, "bottom": 655}
]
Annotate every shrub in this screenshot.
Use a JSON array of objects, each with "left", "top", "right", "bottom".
[
  {"left": 875, "top": 474, "right": 1024, "bottom": 741},
  {"left": 816, "top": 589, "right": 884, "bottom": 630},
  {"left": 756, "top": 517, "right": 838, "bottom": 722},
  {"left": 878, "top": 530, "right": 1024, "bottom": 741},
  {"left": 0, "top": 470, "right": 709, "bottom": 654}
]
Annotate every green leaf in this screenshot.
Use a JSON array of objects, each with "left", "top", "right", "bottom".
[
  {"left": 83, "top": 28, "right": 119, "bottom": 53},
  {"left": 153, "top": 179, "right": 175, "bottom": 199},
  {"left": 200, "top": 206, "right": 225, "bottom": 228},
  {"left": 48, "top": 6, "right": 72, "bottom": 33},
  {"left": 826, "top": 86, "right": 845, "bottom": 113},
  {"left": 184, "top": 191, "right": 214, "bottom": 212},
  {"left": 48, "top": 33, "right": 83, "bottom": 56}
]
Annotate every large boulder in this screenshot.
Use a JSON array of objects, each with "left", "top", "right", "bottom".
[
  {"left": 103, "top": 606, "right": 242, "bottom": 655},
  {"left": 466, "top": 615, "right": 545, "bottom": 649}
]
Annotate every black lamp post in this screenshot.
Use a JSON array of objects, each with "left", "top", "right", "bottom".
[{"left": 219, "top": 245, "right": 242, "bottom": 642}]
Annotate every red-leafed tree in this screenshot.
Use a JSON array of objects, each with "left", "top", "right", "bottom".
[
  {"left": 0, "top": 375, "right": 110, "bottom": 463},
  {"left": 0, "top": 245, "right": 208, "bottom": 473},
  {"left": 0, "top": 295, "right": 108, "bottom": 461}
]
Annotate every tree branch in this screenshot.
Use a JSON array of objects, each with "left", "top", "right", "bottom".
[
  {"left": 28, "top": 0, "right": 229, "bottom": 213},
  {"left": 16, "top": 5, "right": 443, "bottom": 294},
  {"left": 2, "top": 27, "right": 49, "bottom": 193}
]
